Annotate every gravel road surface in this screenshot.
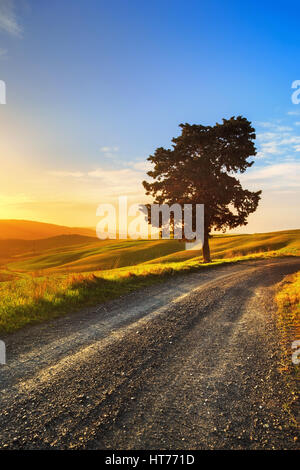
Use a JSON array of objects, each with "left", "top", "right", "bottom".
[{"left": 0, "top": 258, "right": 299, "bottom": 449}]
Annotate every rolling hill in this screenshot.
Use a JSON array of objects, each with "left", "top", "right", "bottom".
[
  {"left": 0, "top": 220, "right": 96, "bottom": 240},
  {"left": 1, "top": 227, "right": 299, "bottom": 274},
  {"left": 0, "top": 224, "right": 299, "bottom": 333}
]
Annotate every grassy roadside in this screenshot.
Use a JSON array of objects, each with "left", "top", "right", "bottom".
[
  {"left": 275, "top": 271, "right": 300, "bottom": 376},
  {"left": 0, "top": 250, "right": 297, "bottom": 334},
  {"left": 275, "top": 271, "right": 300, "bottom": 427}
]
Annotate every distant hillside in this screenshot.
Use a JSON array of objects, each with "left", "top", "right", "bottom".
[
  {"left": 5, "top": 229, "right": 299, "bottom": 274},
  {"left": 0, "top": 220, "right": 96, "bottom": 240},
  {"left": 0, "top": 234, "right": 99, "bottom": 257}
]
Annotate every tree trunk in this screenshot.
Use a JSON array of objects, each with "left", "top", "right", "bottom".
[{"left": 202, "top": 229, "right": 211, "bottom": 262}]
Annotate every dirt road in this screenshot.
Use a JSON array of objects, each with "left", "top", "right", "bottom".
[{"left": 0, "top": 258, "right": 299, "bottom": 449}]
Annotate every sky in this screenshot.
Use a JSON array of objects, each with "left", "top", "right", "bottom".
[{"left": 0, "top": 0, "right": 299, "bottom": 232}]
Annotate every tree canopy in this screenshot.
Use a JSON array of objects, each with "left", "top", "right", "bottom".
[{"left": 143, "top": 116, "right": 262, "bottom": 262}]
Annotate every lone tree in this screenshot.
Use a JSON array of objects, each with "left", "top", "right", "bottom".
[{"left": 143, "top": 116, "right": 262, "bottom": 262}]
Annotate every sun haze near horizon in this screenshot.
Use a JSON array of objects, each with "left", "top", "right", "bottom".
[{"left": 0, "top": 1, "right": 299, "bottom": 233}]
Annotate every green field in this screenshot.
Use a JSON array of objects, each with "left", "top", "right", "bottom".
[
  {"left": 0, "top": 227, "right": 299, "bottom": 333},
  {"left": 2, "top": 229, "right": 299, "bottom": 275}
]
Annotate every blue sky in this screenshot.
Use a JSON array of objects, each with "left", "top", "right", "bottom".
[{"left": 0, "top": 0, "right": 299, "bottom": 231}]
